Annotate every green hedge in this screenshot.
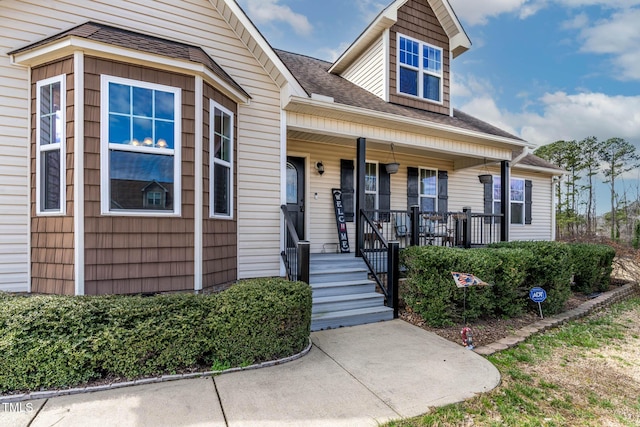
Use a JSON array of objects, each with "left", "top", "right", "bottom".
[
  {"left": 401, "top": 246, "right": 533, "bottom": 326},
  {"left": 401, "top": 241, "right": 610, "bottom": 327},
  {"left": 0, "top": 278, "right": 311, "bottom": 393},
  {"left": 489, "top": 241, "right": 573, "bottom": 314},
  {"left": 567, "top": 243, "right": 615, "bottom": 294}
]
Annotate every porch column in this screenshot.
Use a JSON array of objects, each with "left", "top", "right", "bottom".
[
  {"left": 500, "top": 160, "right": 510, "bottom": 241},
  {"left": 355, "top": 137, "right": 366, "bottom": 256}
]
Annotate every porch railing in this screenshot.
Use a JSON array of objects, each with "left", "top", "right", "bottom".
[
  {"left": 280, "top": 205, "right": 310, "bottom": 283},
  {"left": 359, "top": 210, "right": 399, "bottom": 318},
  {"left": 362, "top": 206, "right": 503, "bottom": 249}
]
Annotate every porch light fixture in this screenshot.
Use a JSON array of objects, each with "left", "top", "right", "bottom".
[
  {"left": 315, "top": 161, "right": 325, "bottom": 176},
  {"left": 385, "top": 143, "right": 400, "bottom": 174}
]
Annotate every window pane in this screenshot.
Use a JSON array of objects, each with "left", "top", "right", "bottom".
[
  {"left": 399, "top": 67, "right": 418, "bottom": 96},
  {"left": 511, "top": 203, "right": 524, "bottom": 224},
  {"left": 109, "top": 114, "right": 131, "bottom": 144},
  {"left": 423, "top": 74, "right": 441, "bottom": 102},
  {"left": 420, "top": 197, "right": 435, "bottom": 212},
  {"left": 420, "top": 169, "right": 437, "bottom": 196},
  {"left": 132, "top": 87, "right": 153, "bottom": 117},
  {"left": 39, "top": 82, "right": 62, "bottom": 145},
  {"left": 286, "top": 163, "right": 298, "bottom": 204},
  {"left": 133, "top": 117, "right": 153, "bottom": 145},
  {"left": 493, "top": 176, "right": 501, "bottom": 200},
  {"left": 365, "top": 163, "right": 377, "bottom": 192},
  {"left": 109, "top": 83, "right": 130, "bottom": 114},
  {"left": 423, "top": 46, "right": 442, "bottom": 73},
  {"left": 214, "top": 164, "right": 230, "bottom": 215},
  {"left": 109, "top": 150, "right": 174, "bottom": 211},
  {"left": 399, "top": 37, "right": 419, "bottom": 67},
  {"left": 511, "top": 179, "right": 525, "bottom": 201},
  {"left": 155, "top": 121, "right": 175, "bottom": 149},
  {"left": 155, "top": 91, "right": 175, "bottom": 120},
  {"left": 365, "top": 194, "right": 376, "bottom": 211},
  {"left": 41, "top": 150, "right": 60, "bottom": 211}
]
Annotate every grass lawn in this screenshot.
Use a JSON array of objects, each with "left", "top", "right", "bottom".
[{"left": 386, "top": 296, "right": 640, "bottom": 427}]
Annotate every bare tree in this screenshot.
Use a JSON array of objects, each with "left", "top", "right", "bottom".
[
  {"left": 580, "top": 136, "right": 600, "bottom": 235},
  {"left": 598, "top": 137, "right": 640, "bottom": 240}
]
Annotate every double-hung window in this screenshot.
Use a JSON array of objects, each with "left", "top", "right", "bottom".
[
  {"left": 210, "top": 101, "right": 234, "bottom": 218},
  {"left": 364, "top": 162, "right": 378, "bottom": 211},
  {"left": 398, "top": 34, "right": 443, "bottom": 103},
  {"left": 101, "top": 75, "right": 181, "bottom": 215},
  {"left": 36, "top": 75, "right": 65, "bottom": 214},
  {"left": 419, "top": 168, "right": 437, "bottom": 212},
  {"left": 493, "top": 176, "right": 526, "bottom": 225}
]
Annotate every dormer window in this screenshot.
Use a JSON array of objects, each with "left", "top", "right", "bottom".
[{"left": 397, "top": 34, "right": 443, "bottom": 103}]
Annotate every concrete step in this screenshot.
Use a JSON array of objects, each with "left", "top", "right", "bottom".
[
  {"left": 311, "top": 279, "right": 377, "bottom": 298},
  {"left": 312, "top": 292, "right": 385, "bottom": 314},
  {"left": 310, "top": 306, "right": 395, "bottom": 331}
]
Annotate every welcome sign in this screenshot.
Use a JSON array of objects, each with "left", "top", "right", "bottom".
[{"left": 332, "top": 189, "right": 350, "bottom": 253}]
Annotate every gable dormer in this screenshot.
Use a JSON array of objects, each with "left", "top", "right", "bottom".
[{"left": 330, "top": 0, "right": 470, "bottom": 117}]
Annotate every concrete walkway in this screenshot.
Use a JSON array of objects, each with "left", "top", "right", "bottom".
[{"left": 1, "top": 320, "right": 500, "bottom": 427}]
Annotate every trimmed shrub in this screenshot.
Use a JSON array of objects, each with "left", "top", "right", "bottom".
[
  {"left": 0, "top": 279, "right": 311, "bottom": 393},
  {"left": 401, "top": 246, "right": 532, "bottom": 326},
  {"left": 567, "top": 243, "right": 615, "bottom": 294},
  {"left": 489, "top": 241, "right": 573, "bottom": 314}
]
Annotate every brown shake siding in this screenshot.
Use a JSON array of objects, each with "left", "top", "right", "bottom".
[
  {"left": 31, "top": 57, "right": 75, "bottom": 295},
  {"left": 389, "top": 0, "right": 451, "bottom": 115},
  {"left": 202, "top": 83, "right": 237, "bottom": 290},
  {"left": 83, "top": 57, "right": 195, "bottom": 295}
]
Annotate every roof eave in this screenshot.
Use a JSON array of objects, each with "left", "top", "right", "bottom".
[
  {"left": 514, "top": 164, "right": 566, "bottom": 176},
  {"left": 285, "top": 95, "right": 530, "bottom": 149},
  {"left": 329, "top": 4, "right": 400, "bottom": 74},
  {"left": 10, "top": 36, "right": 252, "bottom": 104}
]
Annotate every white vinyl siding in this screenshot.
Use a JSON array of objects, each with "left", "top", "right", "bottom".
[
  {"left": 342, "top": 36, "right": 385, "bottom": 99},
  {"left": 1, "top": 0, "right": 284, "bottom": 280},
  {"left": 0, "top": 10, "right": 30, "bottom": 291}
]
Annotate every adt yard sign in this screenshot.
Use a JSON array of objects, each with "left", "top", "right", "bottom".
[
  {"left": 529, "top": 287, "right": 547, "bottom": 303},
  {"left": 530, "top": 287, "right": 547, "bottom": 318}
]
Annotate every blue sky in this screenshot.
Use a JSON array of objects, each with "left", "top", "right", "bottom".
[{"left": 237, "top": 0, "right": 640, "bottom": 214}]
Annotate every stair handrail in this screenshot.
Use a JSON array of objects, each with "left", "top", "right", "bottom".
[
  {"left": 280, "top": 205, "right": 310, "bottom": 283},
  {"left": 359, "top": 209, "right": 399, "bottom": 318}
]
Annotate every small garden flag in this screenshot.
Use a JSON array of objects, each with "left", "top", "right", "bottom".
[{"left": 451, "top": 272, "right": 490, "bottom": 288}]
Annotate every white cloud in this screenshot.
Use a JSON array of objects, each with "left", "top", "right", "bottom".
[
  {"left": 561, "top": 12, "right": 589, "bottom": 30},
  {"left": 354, "top": 0, "right": 389, "bottom": 22},
  {"left": 458, "top": 89, "right": 640, "bottom": 150},
  {"left": 448, "top": 0, "right": 529, "bottom": 26},
  {"left": 577, "top": 8, "right": 640, "bottom": 80},
  {"left": 450, "top": 0, "right": 640, "bottom": 26},
  {"left": 240, "top": 0, "right": 313, "bottom": 36}
]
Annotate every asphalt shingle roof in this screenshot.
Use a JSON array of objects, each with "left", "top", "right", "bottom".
[{"left": 275, "top": 49, "right": 524, "bottom": 142}]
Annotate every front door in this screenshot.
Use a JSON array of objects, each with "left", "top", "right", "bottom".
[{"left": 286, "top": 156, "right": 305, "bottom": 239}]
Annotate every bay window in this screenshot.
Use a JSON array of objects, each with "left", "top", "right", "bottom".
[
  {"left": 36, "top": 75, "right": 65, "bottom": 214},
  {"left": 101, "top": 75, "right": 181, "bottom": 215},
  {"left": 210, "top": 101, "right": 234, "bottom": 218}
]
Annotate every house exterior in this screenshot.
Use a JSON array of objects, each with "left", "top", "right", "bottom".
[{"left": 0, "top": 0, "right": 562, "bottom": 296}]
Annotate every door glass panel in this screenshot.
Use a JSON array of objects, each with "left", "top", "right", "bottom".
[{"left": 286, "top": 162, "right": 298, "bottom": 204}]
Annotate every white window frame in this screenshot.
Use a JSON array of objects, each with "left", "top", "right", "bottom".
[
  {"left": 364, "top": 161, "right": 379, "bottom": 211},
  {"left": 419, "top": 168, "right": 438, "bottom": 212},
  {"left": 36, "top": 75, "right": 66, "bottom": 215},
  {"left": 493, "top": 176, "right": 525, "bottom": 225},
  {"left": 396, "top": 33, "right": 443, "bottom": 104},
  {"left": 209, "top": 100, "right": 234, "bottom": 219},
  {"left": 100, "top": 75, "right": 182, "bottom": 216}
]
